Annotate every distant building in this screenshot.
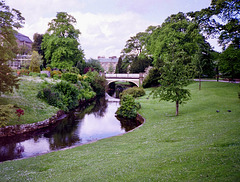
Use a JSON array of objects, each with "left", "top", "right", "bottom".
[
  {"left": 15, "top": 32, "right": 32, "bottom": 54},
  {"left": 7, "top": 33, "right": 32, "bottom": 69},
  {"left": 98, "top": 56, "right": 118, "bottom": 73}
]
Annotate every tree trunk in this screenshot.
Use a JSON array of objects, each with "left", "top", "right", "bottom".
[
  {"left": 176, "top": 100, "right": 179, "bottom": 116},
  {"left": 199, "top": 74, "right": 201, "bottom": 90}
]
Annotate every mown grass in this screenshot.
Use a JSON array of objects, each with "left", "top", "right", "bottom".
[
  {"left": 0, "top": 82, "right": 239, "bottom": 181},
  {"left": 0, "top": 77, "right": 59, "bottom": 125}
]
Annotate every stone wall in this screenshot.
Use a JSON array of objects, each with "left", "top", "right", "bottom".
[{"left": 0, "top": 110, "right": 65, "bottom": 137}]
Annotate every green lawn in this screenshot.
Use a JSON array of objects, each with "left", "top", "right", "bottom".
[
  {"left": 0, "top": 82, "right": 239, "bottom": 181},
  {"left": 0, "top": 77, "right": 59, "bottom": 125}
]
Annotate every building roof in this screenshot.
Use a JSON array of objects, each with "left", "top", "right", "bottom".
[
  {"left": 98, "top": 57, "right": 118, "bottom": 63},
  {"left": 15, "top": 33, "right": 32, "bottom": 43}
]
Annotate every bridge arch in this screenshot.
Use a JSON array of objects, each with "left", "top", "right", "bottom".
[{"left": 105, "top": 73, "right": 144, "bottom": 87}]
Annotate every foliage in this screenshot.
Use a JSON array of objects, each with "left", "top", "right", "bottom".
[
  {"left": 29, "top": 51, "right": 42, "bottom": 73},
  {"left": 129, "top": 55, "right": 151, "bottom": 73},
  {"left": 108, "top": 63, "right": 114, "bottom": 73},
  {"left": 189, "top": 0, "right": 240, "bottom": 48},
  {"left": 37, "top": 81, "right": 80, "bottom": 111},
  {"left": 85, "top": 58, "right": 104, "bottom": 73},
  {"left": 0, "top": 0, "right": 24, "bottom": 95},
  {"left": 115, "top": 57, "right": 125, "bottom": 73},
  {"left": 121, "top": 87, "right": 145, "bottom": 98},
  {"left": 142, "top": 67, "right": 161, "bottom": 88},
  {"left": 32, "top": 33, "right": 46, "bottom": 68},
  {"left": 0, "top": 104, "right": 14, "bottom": 127},
  {"left": 219, "top": 44, "right": 240, "bottom": 79},
  {"left": 116, "top": 94, "right": 141, "bottom": 119},
  {"left": 76, "top": 81, "right": 96, "bottom": 100},
  {"left": 51, "top": 70, "right": 62, "bottom": 78},
  {"left": 68, "top": 67, "right": 80, "bottom": 74},
  {"left": 41, "top": 12, "right": 84, "bottom": 69},
  {"left": 61, "top": 72, "right": 78, "bottom": 84},
  {"left": 85, "top": 71, "right": 107, "bottom": 96}
]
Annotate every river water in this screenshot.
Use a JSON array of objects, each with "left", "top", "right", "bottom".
[{"left": 0, "top": 95, "right": 142, "bottom": 162}]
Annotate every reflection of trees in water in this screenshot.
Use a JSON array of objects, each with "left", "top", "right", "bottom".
[
  {"left": 116, "top": 116, "right": 142, "bottom": 132},
  {"left": 0, "top": 141, "right": 24, "bottom": 162},
  {"left": 91, "top": 97, "right": 107, "bottom": 118},
  {"left": 76, "top": 97, "right": 108, "bottom": 118},
  {"left": 44, "top": 113, "right": 81, "bottom": 150}
]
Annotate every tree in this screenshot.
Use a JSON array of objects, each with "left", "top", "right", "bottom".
[
  {"left": 149, "top": 13, "right": 198, "bottom": 115},
  {"left": 108, "top": 63, "right": 114, "bottom": 73},
  {"left": 219, "top": 44, "right": 240, "bottom": 79},
  {"left": 129, "top": 55, "right": 151, "bottom": 73},
  {"left": 29, "top": 51, "right": 42, "bottom": 73},
  {"left": 189, "top": 0, "right": 240, "bottom": 49},
  {"left": 41, "top": 12, "right": 84, "bottom": 69},
  {"left": 152, "top": 51, "right": 195, "bottom": 116},
  {"left": 32, "top": 33, "right": 46, "bottom": 68},
  {"left": 0, "top": 0, "right": 24, "bottom": 95},
  {"left": 115, "top": 57, "right": 124, "bottom": 73},
  {"left": 85, "top": 58, "right": 104, "bottom": 73}
]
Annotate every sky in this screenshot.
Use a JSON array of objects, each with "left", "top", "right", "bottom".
[{"left": 7, "top": 0, "right": 219, "bottom": 59}]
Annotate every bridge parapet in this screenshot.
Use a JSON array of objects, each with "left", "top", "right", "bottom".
[
  {"left": 105, "top": 73, "right": 140, "bottom": 79},
  {"left": 105, "top": 73, "right": 144, "bottom": 87}
]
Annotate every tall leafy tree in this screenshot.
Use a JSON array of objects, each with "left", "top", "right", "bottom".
[
  {"left": 0, "top": 0, "right": 24, "bottom": 95},
  {"left": 41, "top": 12, "right": 84, "bottom": 69},
  {"left": 219, "top": 44, "right": 240, "bottom": 79},
  {"left": 149, "top": 13, "right": 199, "bottom": 115}
]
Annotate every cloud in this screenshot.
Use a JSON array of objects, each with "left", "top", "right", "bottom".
[{"left": 69, "top": 12, "right": 156, "bottom": 58}]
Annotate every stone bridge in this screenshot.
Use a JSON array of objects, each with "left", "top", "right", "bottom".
[{"left": 105, "top": 73, "right": 144, "bottom": 87}]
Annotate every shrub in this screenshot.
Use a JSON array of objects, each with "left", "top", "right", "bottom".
[
  {"left": 121, "top": 87, "right": 145, "bottom": 98},
  {"left": 37, "top": 81, "right": 80, "bottom": 111},
  {"left": 51, "top": 70, "right": 62, "bottom": 78},
  {"left": 61, "top": 73, "right": 78, "bottom": 84},
  {"left": 142, "top": 67, "right": 161, "bottom": 88},
  {"left": 116, "top": 95, "right": 141, "bottom": 119},
  {"left": 0, "top": 104, "right": 14, "bottom": 127},
  {"left": 40, "top": 73, "right": 48, "bottom": 78},
  {"left": 69, "top": 67, "right": 80, "bottom": 74},
  {"left": 85, "top": 71, "right": 107, "bottom": 96}
]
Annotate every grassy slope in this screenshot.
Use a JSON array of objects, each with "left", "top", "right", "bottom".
[
  {"left": 0, "top": 82, "right": 239, "bottom": 181},
  {"left": 0, "top": 77, "right": 59, "bottom": 125}
]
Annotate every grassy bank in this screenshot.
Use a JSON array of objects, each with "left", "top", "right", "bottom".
[
  {"left": 0, "top": 82, "right": 239, "bottom": 181},
  {"left": 0, "top": 77, "right": 59, "bottom": 126}
]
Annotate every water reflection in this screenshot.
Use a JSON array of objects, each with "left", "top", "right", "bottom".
[{"left": 0, "top": 97, "right": 142, "bottom": 162}]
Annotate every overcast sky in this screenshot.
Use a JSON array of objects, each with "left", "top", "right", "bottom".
[{"left": 8, "top": 0, "right": 219, "bottom": 59}]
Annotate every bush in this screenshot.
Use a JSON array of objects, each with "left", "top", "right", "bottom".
[
  {"left": 68, "top": 67, "right": 80, "bottom": 74},
  {"left": 37, "top": 81, "right": 80, "bottom": 111},
  {"left": 142, "top": 67, "right": 161, "bottom": 88},
  {"left": 51, "top": 70, "right": 62, "bottom": 78},
  {"left": 61, "top": 73, "right": 78, "bottom": 84},
  {"left": 85, "top": 71, "right": 107, "bottom": 96},
  {"left": 116, "top": 95, "right": 141, "bottom": 119},
  {"left": 0, "top": 104, "right": 14, "bottom": 127},
  {"left": 121, "top": 87, "right": 145, "bottom": 98}
]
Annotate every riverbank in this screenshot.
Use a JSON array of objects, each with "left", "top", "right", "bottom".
[{"left": 0, "top": 82, "right": 239, "bottom": 181}]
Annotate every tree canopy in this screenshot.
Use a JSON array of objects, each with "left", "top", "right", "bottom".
[
  {"left": 189, "top": 0, "right": 240, "bottom": 49},
  {"left": 0, "top": 0, "right": 24, "bottom": 95},
  {"left": 41, "top": 12, "right": 84, "bottom": 69}
]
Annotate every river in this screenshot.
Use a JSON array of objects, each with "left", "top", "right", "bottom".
[{"left": 0, "top": 95, "right": 142, "bottom": 162}]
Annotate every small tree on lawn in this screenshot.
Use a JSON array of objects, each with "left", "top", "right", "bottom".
[{"left": 152, "top": 51, "right": 195, "bottom": 116}]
